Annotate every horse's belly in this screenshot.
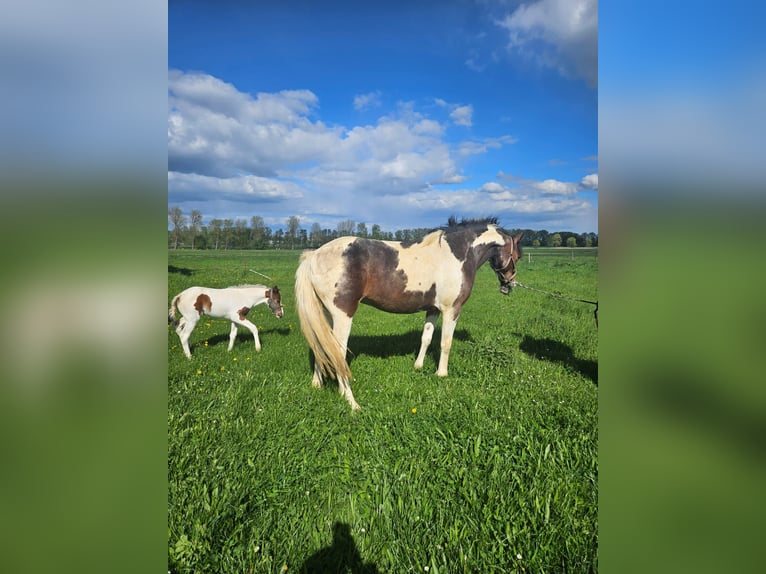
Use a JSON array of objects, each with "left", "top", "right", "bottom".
[{"left": 361, "top": 286, "right": 438, "bottom": 314}]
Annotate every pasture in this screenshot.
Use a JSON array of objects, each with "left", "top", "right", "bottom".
[{"left": 168, "top": 248, "right": 598, "bottom": 573}]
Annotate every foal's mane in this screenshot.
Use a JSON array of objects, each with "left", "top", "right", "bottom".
[{"left": 231, "top": 283, "right": 265, "bottom": 289}]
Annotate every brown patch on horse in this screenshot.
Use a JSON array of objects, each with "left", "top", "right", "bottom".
[
  {"left": 335, "top": 239, "right": 438, "bottom": 316},
  {"left": 238, "top": 306, "right": 250, "bottom": 320},
  {"left": 194, "top": 293, "right": 212, "bottom": 316}
]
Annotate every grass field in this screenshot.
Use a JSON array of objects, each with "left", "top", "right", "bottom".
[{"left": 168, "top": 248, "right": 598, "bottom": 574}]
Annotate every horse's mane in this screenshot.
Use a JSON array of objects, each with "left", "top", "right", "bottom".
[{"left": 440, "top": 216, "right": 500, "bottom": 233}]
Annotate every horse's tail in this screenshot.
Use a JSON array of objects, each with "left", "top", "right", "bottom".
[
  {"left": 168, "top": 294, "right": 181, "bottom": 329},
  {"left": 295, "top": 252, "right": 351, "bottom": 382}
]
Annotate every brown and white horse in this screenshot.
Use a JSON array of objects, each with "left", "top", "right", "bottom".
[
  {"left": 295, "top": 217, "right": 523, "bottom": 410},
  {"left": 168, "top": 284, "right": 283, "bottom": 359}
]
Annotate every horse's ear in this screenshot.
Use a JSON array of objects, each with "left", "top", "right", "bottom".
[
  {"left": 514, "top": 231, "right": 524, "bottom": 243},
  {"left": 272, "top": 285, "right": 279, "bottom": 293}
]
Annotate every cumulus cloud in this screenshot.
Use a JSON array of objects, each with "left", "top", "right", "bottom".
[
  {"left": 450, "top": 105, "right": 474, "bottom": 127},
  {"left": 168, "top": 172, "right": 303, "bottom": 203},
  {"left": 497, "top": 0, "right": 598, "bottom": 88},
  {"left": 580, "top": 173, "right": 598, "bottom": 189},
  {"left": 168, "top": 70, "right": 520, "bottom": 220},
  {"left": 164, "top": 71, "right": 596, "bottom": 231},
  {"left": 533, "top": 178, "right": 580, "bottom": 195},
  {"left": 353, "top": 91, "right": 382, "bottom": 111}
]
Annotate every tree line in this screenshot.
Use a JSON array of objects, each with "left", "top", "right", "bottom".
[{"left": 168, "top": 207, "right": 598, "bottom": 250}]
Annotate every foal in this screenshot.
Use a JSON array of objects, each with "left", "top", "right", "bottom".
[{"left": 168, "top": 284, "right": 283, "bottom": 359}]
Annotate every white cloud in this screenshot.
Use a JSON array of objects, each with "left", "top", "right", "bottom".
[
  {"left": 168, "top": 70, "right": 518, "bottom": 212},
  {"left": 580, "top": 173, "right": 598, "bottom": 189},
  {"left": 497, "top": 0, "right": 597, "bottom": 87},
  {"left": 168, "top": 70, "right": 590, "bottom": 229},
  {"left": 450, "top": 105, "right": 474, "bottom": 127},
  {"left": 353, "top": 91, "right": 382, "bottom": 111},
  {"left": 533, "top": 178, "right": 580, "bottom": 195},
  {"left": 168, "top": 172, "right": 303, "bottom": 202},
  {"left": 436, "top": 99, "right": 475, "bottom": 127}
]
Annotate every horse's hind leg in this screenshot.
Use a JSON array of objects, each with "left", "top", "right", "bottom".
[
  {"left": 331, "top": 313, "right": 360, "bottom": 410},
  {"left": 177, "top": 317, "right": 195, "bottom": 359},
  {"left": 311, "top": 362, "right": 323, "bottom": 388},
  {"left": 414, "top": 310, "right": 439, "bottom": 370}
]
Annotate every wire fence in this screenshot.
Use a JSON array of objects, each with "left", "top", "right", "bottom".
[{"left": 523, "top": 247, "right": 598, "bottom": 262}]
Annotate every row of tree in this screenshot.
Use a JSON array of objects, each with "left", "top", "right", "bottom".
[{"left": 168, "top": 207, "right": 598, "bottom": 250}]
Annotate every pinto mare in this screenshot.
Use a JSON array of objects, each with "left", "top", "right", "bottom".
[
  {"left": 295, "top": 217, "right": 523, "bottom": 410},
  {"left": 169, "top": 284, "right": 283, "bottom": 359}
]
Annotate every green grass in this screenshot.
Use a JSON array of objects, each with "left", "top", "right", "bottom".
[{"left": 168, "top": 249, "right": 597, "bottom": 573}]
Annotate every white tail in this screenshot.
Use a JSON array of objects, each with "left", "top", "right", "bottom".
[
  {"left": 168, "top": 295, "right": 181, "bottom": 329},
  {"left": 295, "top": 252, "right": 352, "bottom": 383}
]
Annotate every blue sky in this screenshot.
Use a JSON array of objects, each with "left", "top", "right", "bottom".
[{"left": 168, "top": 0, "right": 598, "bottom": 233}]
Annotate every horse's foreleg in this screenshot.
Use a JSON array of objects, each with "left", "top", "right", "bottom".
[
  {"left": 414, "top": 311, "right": 439, "bottom": 370},
  {"left": 436, "top": 309, "right": 460, "bottom": 377},
  {"left": 232, "top": 318, "right": 261, "bottom": 352}
]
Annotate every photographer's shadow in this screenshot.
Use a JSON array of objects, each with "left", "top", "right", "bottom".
[{"left": 299, "top": 522, "right": 379, "bottom": 574}]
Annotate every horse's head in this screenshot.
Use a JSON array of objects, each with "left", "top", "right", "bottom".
[
  {"left": 490, "top": 231, "right": 524, "bottom": 295},
  {"left": 267, "top": 285, "right": 284, "bottom": 318}
]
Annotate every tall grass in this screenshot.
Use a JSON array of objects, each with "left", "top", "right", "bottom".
[{"left": 168, "top": 249, "right": 597, "bottom": 573}]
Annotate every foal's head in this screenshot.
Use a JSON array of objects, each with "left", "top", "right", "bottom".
[
  {"left": 489, "top": 231, "right": 524, "bottom": 295},
  {"left": 267, "top": 285, "right": 284, "bottom": 318}
]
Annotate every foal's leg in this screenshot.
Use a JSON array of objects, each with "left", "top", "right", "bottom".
[
  {"left": 331, "top": 312, "right": 360, "bottom": 411},
  {"left": 436, "top": 307, "right": 461, "bottom": 377},
  {"left": 229, "top": 317, "right": 262, "bottom": 352},
  {"left": 227, "top": 322, "right": 238, "bottom": 352},
  {"left": 176, "top": 316, "right": 196, "bottom": 359},
  {"left": 414, "top": 310, "right": 439, "bottom": 370}
]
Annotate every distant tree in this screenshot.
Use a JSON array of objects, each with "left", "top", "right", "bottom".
[
  {"left": 356, "top": 222, "right": 368, "bottom": 238},
  {"left": 532, "top": 239, "right": 541, "bottom": 247},
  {"left": 567, "top": 236, "right": 577, "bottom": 248},
  {"left": 273, "top": 228, "right": 284, "bottom": 248},
  {"left": 550, "top": 233, "right": 562, "bottom": 247},
  {"left": 286, "top": 215, "right": 301, "bottom": 249},
  {"left": 209, "top": 219, "right": 223, "bottom": 249},
  {"left": 336, "top": 219, "right": 355, "bottom": 237},
  {"left": 310, "top": 222, "right": 322, "bottom": 247},
  {"left": 371, "top": 224, "right": 382, "bottom": 239},
  {"left": 234, "top": 219, "right": 248, "bottom": 248},
  {"left": 584, "top": 234, "right": 593, "bottom": 247},
  {"left": 168, "top": 206, "right": 187, "bottom": 249},
  {"left": 189, "top": 210, "right": 203, "bottom": 249},
  {"left": 250, "top": 215, "right": 266, "bottom": 248},
  {"left": 222, "top": 219, "right": 234, "bottom": 249}
]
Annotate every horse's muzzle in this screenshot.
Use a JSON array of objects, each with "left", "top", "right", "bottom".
[{"left": 499, "top": 283, "right": 511, "bottom": 295}]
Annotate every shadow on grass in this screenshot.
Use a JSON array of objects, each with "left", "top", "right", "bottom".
[
  {"left": 303, "top": 328, "right": 472, "bottom": 397},
  {"left": 299, "top": 522, "right": 379, "bottom": 574},
  {"left": 168, "top": 265, "right": 194, "bottom": 276},
  {"left": 205, "top": 326, "right": 292, "bottom": 349},
  {"left": 347, "top": 328, "right": 472, "bottom": 365},
  {"left": 518, "top": 335, "right": 598, "bottom": 385}
]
